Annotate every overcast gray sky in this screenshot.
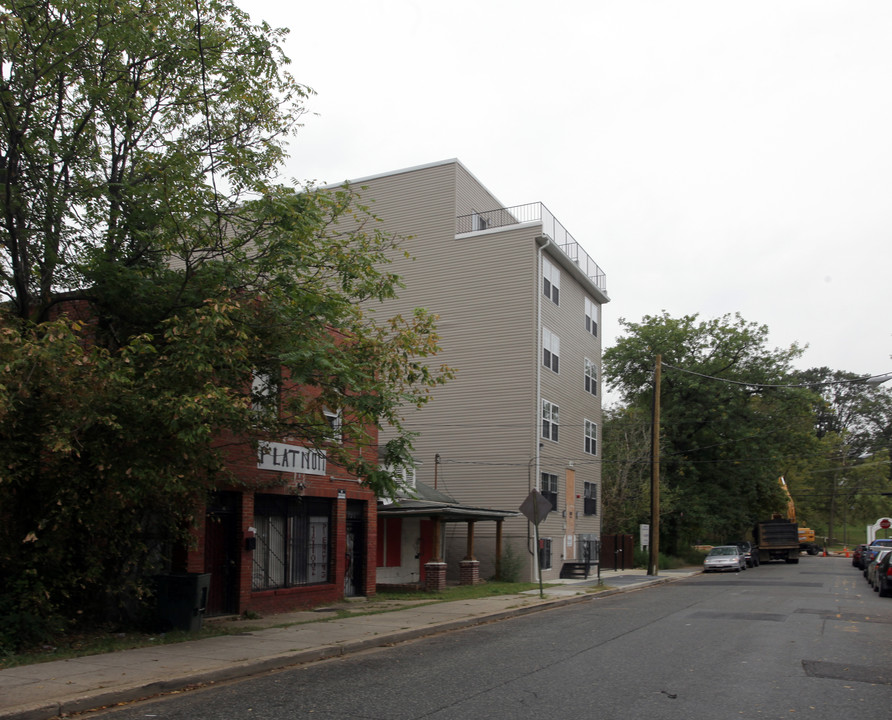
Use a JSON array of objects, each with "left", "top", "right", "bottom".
[{"left": 247, "top": 0, "right": 892, "bottom": 394}]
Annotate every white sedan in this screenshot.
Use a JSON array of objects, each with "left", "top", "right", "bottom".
[{"left": 703, "top": 545, "right": 747, "bottom": 573}]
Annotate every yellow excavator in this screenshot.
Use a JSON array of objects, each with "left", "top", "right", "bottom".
[{"left": 779, "top": 477, "right": 821, "bottom": 555}]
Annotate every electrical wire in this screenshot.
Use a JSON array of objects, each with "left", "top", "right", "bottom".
[{"left": 662, "top": 363, "right": 892, "bottom": 389}]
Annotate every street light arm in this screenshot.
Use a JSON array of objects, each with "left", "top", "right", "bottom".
[{"left": 863, "top": 372, "right": 892, "bottom": 387}]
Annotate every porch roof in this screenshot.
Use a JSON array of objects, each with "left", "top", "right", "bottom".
[{"left": 377, "top": 481, "right": 519, "bottom": 523}]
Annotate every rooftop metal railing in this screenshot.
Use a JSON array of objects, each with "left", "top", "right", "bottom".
[{"left": 456, "top": 202, "right": 607, "bottom": 294}]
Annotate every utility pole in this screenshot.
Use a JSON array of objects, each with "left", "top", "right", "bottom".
[{"left": 648, "top": 355, "right": 661, "bottom": 577}]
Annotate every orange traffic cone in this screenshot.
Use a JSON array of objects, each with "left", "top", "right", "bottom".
[{"left": 844, "top": 547, "right": 849, "bottom": 558}]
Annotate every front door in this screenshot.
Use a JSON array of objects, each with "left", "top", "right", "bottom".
[
  {"left": 204, "top": 492, "right": 240, "bottom": 616},
  {"left": 344, "top": 501, "right": 366, "bottom": 597}
]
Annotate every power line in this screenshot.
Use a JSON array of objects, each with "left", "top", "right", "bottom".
[{"left": 662, "top": 364, "right": 892, "bottom": 389}]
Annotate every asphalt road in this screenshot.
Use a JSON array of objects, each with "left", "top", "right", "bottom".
[{"left": 94, "top": 557, "right": 892, "bottom": 720}]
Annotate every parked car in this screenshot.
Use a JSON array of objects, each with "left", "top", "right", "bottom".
[
  {"left": 875, "top": 552, "right": 892, "bottom": 598},
  {"left": 867, "top": 549, "right": 892, "bottom": 590},
  {"left": 703, "top": 545, "right": 747, "bottom": 573},
  {"left": 863, "top": 540, "right": 892, "bottom": 577},
  {"left": 852, "top": 544, "right": 868, "bottom": 569},
  {"left": 735, "top": 541, "right": 758, "bottom": 568}
]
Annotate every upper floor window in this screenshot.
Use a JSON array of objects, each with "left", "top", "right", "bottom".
[
  {"left": 585, "top": 297, "right": 599, "bottom": 337},
  {"left": 471, "top": 210, "right": 488, "bottom": 232},
  {"left": 584, "top": 358, "right": 598, "bottom": 396},
  {"left": 584, "top": 419, "right": 598, "bottom": 456},
  {"left": 324, "top": 408, "right": 342, "bottom": 443},
  {"left": 541, "top": 472, "right": 558, "bottom": 511},
  {"left": 251, "top": 369, "right": 279, "bottom": 414},
  {"left": 542, "top": 399, "right": 559, "bottom": 442},
  {"left": 584, "top": 482, "right": 598, "bottom": 516},
  {"left": 385, "top": 464, "right": 416, "bottom": 492},
  {"left": 543, "top": 327, "right": 560, "bottom": 373},
  {"left": 543, "top": 257, "right": 560, "bottom": 305}
]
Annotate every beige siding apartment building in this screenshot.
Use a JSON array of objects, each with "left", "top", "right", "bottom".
[{"left": 336, "top": 159, "right": 609, "bottom": 583}]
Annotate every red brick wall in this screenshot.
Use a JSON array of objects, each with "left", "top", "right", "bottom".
[{"left": 187, "top": 459, "right": 379, "bottom": 616}]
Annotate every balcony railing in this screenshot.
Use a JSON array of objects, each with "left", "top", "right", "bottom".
[{"left": 456, "top": 202, "right": 607, "bottom": 294}]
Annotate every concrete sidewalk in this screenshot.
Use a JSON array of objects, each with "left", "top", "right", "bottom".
[{"left": 0, "top": 568, "right": 697, "bottom": 720}]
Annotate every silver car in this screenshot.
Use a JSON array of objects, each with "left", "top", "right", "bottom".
[
  {"left": 703, "top": 545, "right": 747, "bottom": 573},
  {"left": 868, "top": 549, "right": 892, "bottom": 590}
]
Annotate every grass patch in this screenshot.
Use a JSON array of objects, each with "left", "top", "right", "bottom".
[
  {"left": 0, "top": 581, "right": 551, "bottom": 670},
  {"left": 0, "top": 624, "right": 232, "bottom": 670},
  {"left": 375, "top": 581, "right": 546, "bottom": 602}
]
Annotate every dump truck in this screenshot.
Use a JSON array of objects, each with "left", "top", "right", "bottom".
[{"left": 754, "top": 517, "right": 800, "bottom": 563}]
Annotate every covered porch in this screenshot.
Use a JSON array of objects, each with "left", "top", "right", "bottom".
[{"left": 377, "top": 482, "right": 518, "bottom": 592}]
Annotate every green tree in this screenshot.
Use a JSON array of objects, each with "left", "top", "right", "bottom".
[
  {"left": 600, "top": 404, "right": 661, "bottom": 535},
  {"left": 786, "top": 368, "right": 892, "bottom": 544},
  {"left": 0, "top": 0, "right": 451, "bottom": 648},
  {"left": 603, "top": 312, "right": 819, "bottom": 553}
]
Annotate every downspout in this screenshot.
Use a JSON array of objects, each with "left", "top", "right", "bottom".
[{"left": 531, "top": 234, "right": 551, "bottom": 578}]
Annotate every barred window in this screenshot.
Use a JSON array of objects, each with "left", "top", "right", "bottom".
[
  {"left": 539, "top": 537, "right": 553, "bottom": 570},
  {"left": 584, "top": 482, "right": 598, "bottom": 516},
  {"left": 252, "top": 495, "right": 332, "bottom": 591}
]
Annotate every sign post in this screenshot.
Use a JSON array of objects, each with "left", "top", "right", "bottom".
[
  {"left": 520, "top": 489, "right": 553, "bottom": 598},
  {"left": 640, "top": 524, "right": 650, "bottom": 551}
]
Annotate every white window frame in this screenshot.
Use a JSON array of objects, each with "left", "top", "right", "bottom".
[
  {"left": 543, "top": 327, "right": 560, "bottom": 374},
  {"left": 471, "top": 210, "right": 488, "bottom": 232},
  {"left": 542, "top": 399, "right": 560, "bottom": 442},
  {"left": 584, "top": 419, "right": 598, "bottom": 456},
  {"left": 383, "top": 463, "right": 417, "bottom": 493},
  {"left": 542, "top": 257, "right": 560, "bottom": 305},
  {"left": 584, "top": 358, "right": 598, "bottom": 396},
  {"left": 251, "top": 369, "right": 278, "bottom": 413},
  {"left": 585, "top": 297, "right": 599, "bottom": 337},
  {"left": 324, "top": 407, "right": 342, "bottom": 443}
]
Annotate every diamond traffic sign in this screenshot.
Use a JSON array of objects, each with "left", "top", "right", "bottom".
[{"left": 519, "top": 489, "right": 552, "bottom": 526}]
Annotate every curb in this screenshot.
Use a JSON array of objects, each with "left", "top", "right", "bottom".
[{"left": 0, "top": 574, "right": 691, "bottom": 720}]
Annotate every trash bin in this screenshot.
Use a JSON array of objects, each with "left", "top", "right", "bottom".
[{"left": 155, "top": 573, "right": 211, "bottom": 632}]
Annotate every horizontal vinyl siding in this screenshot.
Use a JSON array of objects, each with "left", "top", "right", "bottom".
[
  {"left": 345, "top": 161, "right": 602, "bottom": 575},
  {"left": 420, "top": 226, "right": 539, "bottom": 514},
  {"left": 454, "top": 163, "right": 505, "bottom": 220},
  {"left": 356, "top": 164, "right": 540, "bottom": 514},
  {"left": 538, "top": 243, "right": 602, "bottom": 540}
]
